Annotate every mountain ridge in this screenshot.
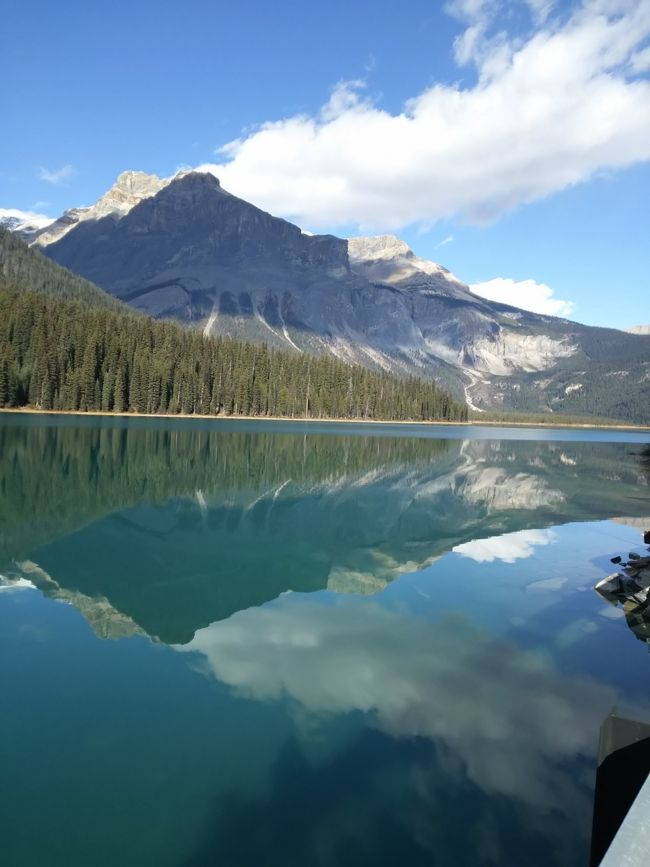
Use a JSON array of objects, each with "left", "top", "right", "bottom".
[
  {"left": 32, "top": 170, "right": 170, "bottom": 248},
  {"left": 8, "top": 169, "right": 648, "bottom": 422}
]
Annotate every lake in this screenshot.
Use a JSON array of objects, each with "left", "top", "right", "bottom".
[{"left": 1, "top": 414, "right": 649, "bottom": 867}]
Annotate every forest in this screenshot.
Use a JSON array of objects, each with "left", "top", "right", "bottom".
[{"left": 0, "top": 227, "right": 466, "bottom": 422}]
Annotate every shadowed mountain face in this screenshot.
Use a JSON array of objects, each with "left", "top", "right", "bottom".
[
  {"left": 1, "top": 415, "right": 648, "bottom": 644},
  {"left": 41, "top": 172, "right": 361, "bottom": 338},
  {"left": 37, "top": 172, "right": 650, "bottom": 421}
]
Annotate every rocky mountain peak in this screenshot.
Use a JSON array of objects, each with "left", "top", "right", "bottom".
[
  {"left": 33, "top": 170, "right": 170, "bottom": 248},
  {"left": 174, "top": 168, "right": 224, "bottom": 187},
  {"left": 348, "top": 234, "right": 467, "bottom": 297},
  {"left": 42, "top": 168, "right": 352, "bottom": 318},
  {"left": 163, "top": 170, "right": 228, "bottom": 198},
  {"left": 348, "top": 234, "right": 412, "bottom": 262},
  {"left": 91, "top": 170, "right": 168, "bottom": 218},
  {"left": 116, "top": 169, "right": 157, "bottom": 186}
]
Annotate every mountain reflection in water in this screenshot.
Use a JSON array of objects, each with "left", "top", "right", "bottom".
[{"left": 1, "top": 417, "right": 648, "bottom": 644}]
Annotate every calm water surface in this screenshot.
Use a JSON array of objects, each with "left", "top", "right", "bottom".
[{"left": 1, "top": 415, "right": 649, "bottom": 867}]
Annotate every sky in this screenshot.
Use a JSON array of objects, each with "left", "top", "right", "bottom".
[{"left": 2, "top": 0, "right": 649, "bottom": 329}]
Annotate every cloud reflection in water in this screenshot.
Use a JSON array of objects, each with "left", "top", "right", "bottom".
[
  {"left": 178, "top": 594, "right": 621, "bottom": 811},
  {"left": 453, "top": 528, "right": 557, "bottom": 563}
]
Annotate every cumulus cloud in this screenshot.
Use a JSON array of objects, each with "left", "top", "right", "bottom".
[
  {"left": 177, "top": 595, "right": 622, "bottom": 809},
  {"left": 470, "top": 276, "right": 576, "bottom": 317},
  {"left": 196, "top": 1, "right": 650, "bottom": 231},
  {"left": 453, "top": 527, "right": 556, "bottom": 562},
  {"left": 38, "top": 164, "right": 75, "bottom": 185}
]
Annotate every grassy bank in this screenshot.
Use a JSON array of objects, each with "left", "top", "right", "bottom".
[{"left": 2, "top": 406, "right": 649, "bottom": 431}]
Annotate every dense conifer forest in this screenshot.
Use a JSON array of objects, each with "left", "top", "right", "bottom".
[{"left": 0, "top": 229, "right": 467, "bottom": 422}]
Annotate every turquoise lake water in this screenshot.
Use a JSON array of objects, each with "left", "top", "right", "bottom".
[{"left": 1, "top": 414, "right": 649, "bottom": 866}]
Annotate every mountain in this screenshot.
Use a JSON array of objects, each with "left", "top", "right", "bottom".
[
  {"left": 0, "top": 226, "right": 130, "bottom": 312},
  {"left": 626, "top": 325, "right": 650, "bottom": 335},
  {"left": 30, "top": 170, "right": 650, "bottom": 422},
  {"left": 0, "top": 208, "right": 53, "bottom": 239},
  {"left": 33, "top": 170, "right": 169, "bottom": 248},
  {"left": 0, "top": 228, "right": 464, "bottom": 421},
  {"left": 349, "top": 234, "right": 650, "bottom": 422}
]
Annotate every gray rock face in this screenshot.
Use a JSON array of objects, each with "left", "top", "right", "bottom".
[
  {"left": 348, "top": 234, "right": 577, "bottom": 375},
  {"left": 34, "top": 170, "right": 168, "bottom": 248},
  {"left": 348, "top": 234, "right": 469, "bottom": 300},
  {"left": 38, "top": 171, "right": 650, "bottom": 421}
]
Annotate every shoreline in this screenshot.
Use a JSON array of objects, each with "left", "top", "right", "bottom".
[{"left": 1, "top": 406, "right": 648, "bottom": 432}]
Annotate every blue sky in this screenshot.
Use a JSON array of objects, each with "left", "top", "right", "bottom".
[{"left": 2, "top": 0, "right": 649, "bottom": 329}]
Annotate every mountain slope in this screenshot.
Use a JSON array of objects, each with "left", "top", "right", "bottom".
[
  {"left": 1, "top": 231, "right": 465, "bottom": 422},
  {"left": 34, "top": 171, "right": 650, "bottom": 423},
  {"left": 0, "top": 226, "right": 131, "bottom": 313},
  {"left": 349, "top": 234, "right": 650, "bottom": 422},
  {"left": 33, "top": 170, "right": 169, "bottom": 248},
  {"left": 0, "top": 209, "right": 53, "bottom": 239}
]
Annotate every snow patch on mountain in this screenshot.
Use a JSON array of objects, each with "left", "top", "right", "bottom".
[{"left": 0, "top": 208, "right": 53, "bottom": 234}]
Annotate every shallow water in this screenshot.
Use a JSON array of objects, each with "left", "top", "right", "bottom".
[{"left": 1, "top": 414, "right": 649, "bottom": 866}]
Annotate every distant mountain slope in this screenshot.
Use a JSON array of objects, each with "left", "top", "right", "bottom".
[
  {"left": 348, "top": 234, "right": 650, "bottom": 422},
  {"left": 31, "top": 171, "right": 650, "bottom": 423},
  {"left": 0, "top": 226, "right": 130, "bottom": 313},
  {"left": 0, "top": 208, "right": 53, "bottom": 239}
]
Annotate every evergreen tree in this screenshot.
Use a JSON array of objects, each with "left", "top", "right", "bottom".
[{"left": 0, "top": 285, "right": 468, "bottom": 423}]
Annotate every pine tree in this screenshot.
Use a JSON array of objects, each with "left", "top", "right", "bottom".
[{"left": 0, "top": 284, "right": 469, "bottom": 423}]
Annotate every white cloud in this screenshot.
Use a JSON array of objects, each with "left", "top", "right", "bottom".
[
  {"left": 630, "top": 43, "right": 650, "bottom": 71},
  {"left": 524, "top": 0, "right": 555, "bottom": 24},
  {"left": 196, "top": 1, "right": 650, "bottom": 232},
  {"left": 470, "top": 276, "right": 575, "bottom": 317},
  {"left": 435, "top": 234, "right": 455, "bottom": 248},
  {"left": 38, "top": 164, "right": 76, "bottom": 185},
  {"left": 453, "top": 527, "right": 556, "bottom": 562},
  {"left": 0, "top": 207, "right": 54, "bottom": 231}
]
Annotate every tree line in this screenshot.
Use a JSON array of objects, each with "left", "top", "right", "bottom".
[{"left": 0, "top": 285, "right": 467, "bottom": 421}]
